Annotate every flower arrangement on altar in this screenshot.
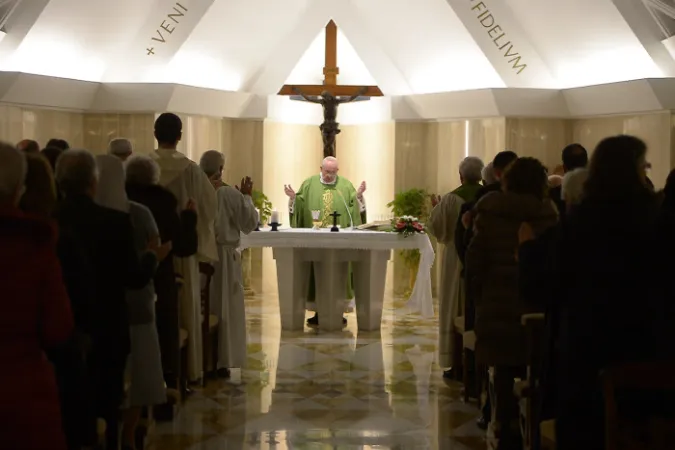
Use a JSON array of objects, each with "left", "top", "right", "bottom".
[{"left": 392, "top": 215, "right": 425, "bottom": 237}]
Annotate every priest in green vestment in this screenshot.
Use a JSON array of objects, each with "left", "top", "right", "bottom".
[{"left": 284, "top": 156, "right": 367, "bottom": 326}]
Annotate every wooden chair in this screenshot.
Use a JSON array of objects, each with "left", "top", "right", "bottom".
[
  {"left": 513, "top": 313, "right": 546, "bottom": 450},
  {"left": 602, "top": 361, "right": 675, "bottom": 450},
  {"left": 176, "top": 275, "right": 189, "bottom": 402},
  {"left": 540, "top": 419, "right": 556, "bottom": 450},
  {"left": 96, "top": 418, "right": 107, "bottom": 448},
  {"left": 453, "top": 314, "right": 465, "bottom": 380},
  {"left": 155, "top": 276, "right": 188, "bottom": 421},
  {"left": 199, "top": 262, "right": 219, "bottom": 383},
  {"left": 451, "top": 279, "right": 466, "bottom": 381}
]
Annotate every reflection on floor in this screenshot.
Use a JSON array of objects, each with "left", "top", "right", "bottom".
[{"left": 154, "top": 294, "right": 484, "bottom": 449}]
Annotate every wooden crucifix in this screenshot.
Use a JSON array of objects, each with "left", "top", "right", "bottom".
[{"left": 278, "top": 20, "right": 384, "bottom": 158}]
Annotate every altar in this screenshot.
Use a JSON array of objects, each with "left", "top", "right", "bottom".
[{"left": 239, "top": 228, "right": 435, "bottom": 332}]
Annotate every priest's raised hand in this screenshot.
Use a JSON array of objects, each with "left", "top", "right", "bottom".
[
  {"left": 357, "top": 181, "right": 367, "bottom": 199},
  {"left": 284, "top": 184, "right": 296, "bottom": 200}
]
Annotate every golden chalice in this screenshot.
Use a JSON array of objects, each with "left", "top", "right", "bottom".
[{"left": 311, "top": 210, "right": 321, "bottom": 230}]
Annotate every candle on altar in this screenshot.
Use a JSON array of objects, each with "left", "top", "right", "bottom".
[{"left": 271, "top": 209, "right": 279, "bottom": 224}]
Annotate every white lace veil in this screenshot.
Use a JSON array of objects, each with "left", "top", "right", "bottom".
[{"left": 95, "top": 154, "right": 129, "bottom": 212}]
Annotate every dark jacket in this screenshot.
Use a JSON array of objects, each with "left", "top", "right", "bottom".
[
  {"left": 554, "top": 194, "right": 675, "bottom": 450},
  {"left": 466, "top": 191, "right": 558, "bottom": 365},
  {"left": 0, "top": 206, "right": 73, "bottom": 450},
  {"left": 54, "top": 195, "right": 157, "bottom": 350},
  {"left": 456, "top": 182, "right": 502, "bottom": 264}
]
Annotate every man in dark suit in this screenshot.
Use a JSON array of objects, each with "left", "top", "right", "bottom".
[
  {"left": 549, "top": 144, "right": 588, "bottom": 220},
  {"left": 54, "top": 149, "right": 160, "bottom": 449}
]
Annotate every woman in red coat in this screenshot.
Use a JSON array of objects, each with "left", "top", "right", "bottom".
[{"left": 0, "top": 142, "right": 74, "bottom": 450}]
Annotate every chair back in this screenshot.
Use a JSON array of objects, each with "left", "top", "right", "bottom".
[
  {"left": 603, "top": 361, "right": 675, "bottom": 450},
  {"left": 199, "top": 262, "right": 215, "bottom": 326}
]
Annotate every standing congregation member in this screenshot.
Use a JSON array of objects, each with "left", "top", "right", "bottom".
[
  {"left": 125, "top": 154, "right": 199, "bottom": 391},
  {"left": 0, "top": 142, "right": 73, "bottom": 450},
  {"left": 549, "top": 144, "right": 588, "bottom": 220},
  {"left": 54, "top": 149, "right": 159, "bottom": 449},
  {"left": 95, "top": 155, "right": 169, "bottom": 450},
  {"left": 150, "top": 112, "right": 217, "bottom": 382},
  {"left": 200, "top": 150, "right": 259, "bottom": 378},
  {"left": 109, "top": 138, "right": 134, "bottom": 161},
  {"left": 17, "top": 139, "right": 40, "bottom": 153},
  {"left": 284, "top": 156, "right": 366, "bottom": 326}
]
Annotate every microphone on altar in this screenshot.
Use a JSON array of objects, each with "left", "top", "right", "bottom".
[{"left": 336, "top": 189, "right": 354, "bottom": 230}]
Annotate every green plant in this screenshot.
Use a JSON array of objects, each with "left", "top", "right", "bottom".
[
  {"left": 387, "top": 188, "right": 431, "bottom": 281},
  {"left": 387, "top": 188, "right": 430, "bottom": 219},
  {"left": 252, "top": 190, "right": 273, "bottom": 225}
]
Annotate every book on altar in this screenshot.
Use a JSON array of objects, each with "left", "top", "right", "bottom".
[{"left": 356, "top": 220, "right": 392, "bottom": 231}]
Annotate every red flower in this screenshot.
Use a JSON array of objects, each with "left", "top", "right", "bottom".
[{"left": 396, "top": 222, "right": 406, "bottom": 230}]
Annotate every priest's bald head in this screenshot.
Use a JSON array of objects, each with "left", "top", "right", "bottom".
[
  {"left": 321, "top": 156, "right": 339, "bottom": 184},
  {"left": 0, "top": 141, "right": 27, "bottom": 206},
  {"left": 155, "top": 113, "right": 182, "bottom": 149}
]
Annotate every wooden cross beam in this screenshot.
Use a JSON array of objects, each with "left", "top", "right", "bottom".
[{"left": 277, "top": 20, "right": 383, "bottom": 97}]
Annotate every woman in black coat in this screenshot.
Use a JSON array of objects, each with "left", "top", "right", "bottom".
[{"left": 552, "top": 136, "right": 675, "bottom": 449}]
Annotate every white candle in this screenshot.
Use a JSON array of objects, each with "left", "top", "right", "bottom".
[{"left": 271, "top": 209, "right": 279, "bottom": 224}]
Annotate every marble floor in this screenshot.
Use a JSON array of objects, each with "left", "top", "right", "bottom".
[{"left": 154, "top": 294, "right": 484, "bottom": 450}]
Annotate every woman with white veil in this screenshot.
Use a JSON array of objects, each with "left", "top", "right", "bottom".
[{"left": 95, "top": 155, "right": 169, "bottom": 450}]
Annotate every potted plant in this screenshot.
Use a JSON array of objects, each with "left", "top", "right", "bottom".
[
  {"left": 243, "top": 190, "right": 272, "bottom": 296},
  {"left": 387, "top": 188, "right": 431, "bottom": 293},
  {"left": 252, "top": 190, "right": 273, "bottom": 226}
]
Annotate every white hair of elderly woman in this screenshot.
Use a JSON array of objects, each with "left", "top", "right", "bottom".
[
  {"left": 561, "top": 168, "right": 589, "bottom": 205},
  {"left": 125, "top": 154, "right": 161, "bottom": 185},
  {"left": 548, "top": 174, "right": 563, "bottom": 188},
  {"left": 108, "top": 138, "right": 133, "bottom": 156},
  {"left": 482, "top": 162, "right": 497, "bottom": 185},
  {"left": 95, "top": 154, "right": 129, "bottom": 212},
  {"left": 459, "top": 156, "right": 484, "bottom": 183},
  {"left": 199, "top": 150, "right": 225, "bottom": 177},
  {"left": 55, "top": 149, "right": 99, "bottom": 197},
  {"left": 0, "top": 141, "right": 27, "bottom": 202}
]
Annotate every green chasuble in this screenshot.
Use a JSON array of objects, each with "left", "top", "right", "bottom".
[
  {"left": 291, "top": 175, "right": 364, "bottom": 304},
  {"left": 291, "top": 175, "right": 363, "bottom": 229}
]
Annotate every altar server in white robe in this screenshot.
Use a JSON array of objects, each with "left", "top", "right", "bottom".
[
  {"left": 150, "top": 113, "right": 218, "bottom": 382},
  {"left": 429, "top": 193, "right": 464, "bottom": 371},
  {"left": 429, "top": 156, "right": 484, "bottom": 374},
  {"left": 200, "top": 150, "right": 258, "bottom": 377}
]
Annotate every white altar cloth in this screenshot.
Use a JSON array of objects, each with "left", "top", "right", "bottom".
[{"left": 240, "top": 229, "right": 435, "bottom": 328}]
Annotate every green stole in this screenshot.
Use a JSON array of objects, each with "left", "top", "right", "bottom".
[{"left": 452, "top": 183, "right": 483, "bottom": 203}]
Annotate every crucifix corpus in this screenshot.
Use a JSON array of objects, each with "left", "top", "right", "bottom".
[
  {"left": 330, "top": 211, "right": 341, "bottom": 232},
  {"left": 278, "top": 20, "right": 383, "bottom": 158}
]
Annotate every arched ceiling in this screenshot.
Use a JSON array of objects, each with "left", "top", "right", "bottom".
[{"left": 0, "top": 0, "right": 669, "bottom": 95}]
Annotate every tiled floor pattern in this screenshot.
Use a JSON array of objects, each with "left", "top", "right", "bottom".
[{"left": 154, "top": 294, "right": 484, "bottom": 449}]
